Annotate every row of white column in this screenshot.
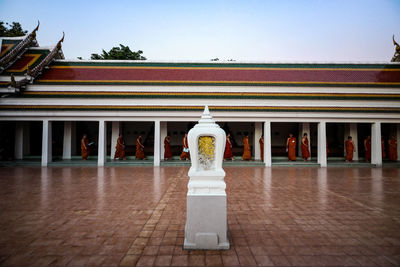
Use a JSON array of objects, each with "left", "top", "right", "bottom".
[
  {"left": 263, "top": 121, "right": 391, "bottom": 167},
  {"left": 261, "top": 121, "right": 323, "bottom": 167},
  {"left": 13, "top": 120, "right": 400, "bottom": 167}
]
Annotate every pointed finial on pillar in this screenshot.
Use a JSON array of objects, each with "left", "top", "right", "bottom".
[
  {"left": 203, "top": 105, "right": 210, "bottom": 115},
  {"left": 199, "top": 105, "right": 214, "bottom": 124}
]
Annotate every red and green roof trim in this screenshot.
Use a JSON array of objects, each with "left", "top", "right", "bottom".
[
  {"left": 1, "top": 105, "right": 399, "bottom": 113},
  {"left": 0, "top": 39, "right": 23, "bottom": 57},
  {"left": 35, "top": 61, "right": 400, "bottom": 87},
  {"left": 4, "top": 48, "right": 50, "bottom": 74},
  {"left": 21, "top": 91, "right": 400, "bottom": 101}
]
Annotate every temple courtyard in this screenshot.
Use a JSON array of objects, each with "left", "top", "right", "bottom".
[{"left": 0, "top": 166, "right": 399, "bottom": 267}]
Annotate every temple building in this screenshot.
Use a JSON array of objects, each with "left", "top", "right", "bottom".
[{"left": 1, "top": 25, "right": 400, "bottom": 167}]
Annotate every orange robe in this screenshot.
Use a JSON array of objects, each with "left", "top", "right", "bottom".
[
  {"left": 224, "top": 138, "right": 233, "bottom": 159},
  {"left": 114, "top": 137, "right": 126, "bottom": 159},
  {"left": 365, "top": 139, "right": 371, "bottom": 162},
  {"left": 81, "top": 138, "right": 89, "bottom": 160},
  {"left": 301, "top": 137, "right": 310, "bottom": 160},
  {"left": 389, "top": 138, "right": 398, "bottom": 161},
  {"left": 345, "top": 140, "right": 354, "bottom": 161},
  {"left": 287, "top": 137, "right": 296, "bottom": 161},
  {"left": 242, "top": 137, "right": 251, "bottom": 160},
  {"left": 180, "top": 137, "right": 190, "bottom": 159},
  {"left": 259, "top": 137, "right": 264, "bottom": 161},
  {"left": 381, "top": 138, "right": 386, "bottom": 159},
  {"left": 135, "top": 138, "right": 145, "bottom": 159},
  {"left": 164, "top": 138, "right": 173, "bottom": 159}
]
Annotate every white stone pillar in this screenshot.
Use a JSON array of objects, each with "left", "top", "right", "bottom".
[
  {"left": 110, "top": 121, "right": 120, "bottom": 159},
  {"left": 300, "top": 122, "right": 311, "bottom": 160},
  {"left": 14, "top": 122, "right": 24, "bottom": 160},
  {"left": 344, "top": 123, "right": 359, "bottom": 160},
  {"left": 317, "top": 122, "right": 327, "bottom": 167},
  {"left": 98, "top": 121, "right": 107, "bottom": 166},
  {"left": 264, "top": 121, "right": 272, "bottom": 167},
  {"left": 184, "top": 106, "right": 228, "bottom": 250},
  {"left": 254, "top": 122, "right": 262, "bottom": 160},
  {"left": 23, "top": 122, "right": 30, "bottom": 156},
  {"left": 62, "top": 121, "right": 72, "bottom": 159},
  {"left": 154, "top": 120, "right": 161, "bottom": 166},
  {"left": 371, "top": 122, "right": 382, "bottom": 166},
  {"left": 41, "top": 120, "right": 52, "bottom": 166},
  {"left": 160, "top": 122, "right": 168, "bottom": 160}
]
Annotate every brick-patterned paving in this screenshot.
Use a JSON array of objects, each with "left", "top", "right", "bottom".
[{"left": 0, "top": 166, "right": 399, "bottom": 266}]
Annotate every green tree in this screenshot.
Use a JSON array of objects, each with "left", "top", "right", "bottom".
[
  {"left": 0, "top": 21, "right": 28, "bottom": 37},
  {"left": 91, "top": 44, "right": 146, "bottom": 60}
]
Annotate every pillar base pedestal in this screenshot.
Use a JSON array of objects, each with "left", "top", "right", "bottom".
[{"left": 184, "top": 194, "right": 229, "bottom": 250}]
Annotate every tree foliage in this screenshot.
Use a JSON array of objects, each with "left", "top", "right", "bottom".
[
  {"left": 0, "top": 21, "right": 28, "bottom": 37},
  {"left": 91, "top": 44, "right": 146, "bottom": 60}
]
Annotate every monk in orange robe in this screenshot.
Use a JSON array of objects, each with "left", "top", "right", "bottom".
[
  {"left": 242, "top": 135, "right": 251, "bottom": 160},
  {"left": 301, "top": 133, "right": 310, "bottom": 161},
  {"left": 388, "top": 136, "right": 398, "bottom": 161},
  {"left": 164, "top": 136, "right": 173, "bottom": 160},
  {"left": 259, "top": 135, "right": 264, "bottom": 162},
  {"left": 180, "top": 133, "right": 190, "bottom": 160},
  {"left": 345, "top": 136, "right": 355, "bottom": 162},
  {"left": 114, "top": 134, "right": 126, "bottom": 160},
  {"left": 224, "top": 133, "right": 234, "bottom": 161},
  {"left": 286, "top": 133, "right": 296, "bottom": 161},
  {"left": 381, "top": 137, "right": 386, "bottom": 159},
  {"left": 364, "top": 135, "right": 371, "bottom": 162},
  {"left": 81, "top": 134, "right": 89, "bottom": 160},
  {"left": 135, "top": 135, "right": 146, "bottom": 160}
]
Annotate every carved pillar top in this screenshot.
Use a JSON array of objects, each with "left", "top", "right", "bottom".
[{"left": 187, "top": 106, "right": 226, "bottom": 194}]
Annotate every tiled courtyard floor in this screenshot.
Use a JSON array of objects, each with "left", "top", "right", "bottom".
[{"left": 0, "top": 166, "right": 400, "bottom": 267}]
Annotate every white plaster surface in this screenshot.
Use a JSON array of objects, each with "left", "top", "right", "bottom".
[
  {"left": 317, "top": 122, "right": 327, "bottom": 167},
  {"left": 371, "top": 122, "right": 382, "bottom": 166},
  {"left": 62, "top": 121, "right": 71, "bottom": 159}
]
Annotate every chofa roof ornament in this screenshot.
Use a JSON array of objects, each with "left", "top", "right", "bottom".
[
  {"left": 10, "top": 31, "right": 65, "bottom": 92},
  {"left": 391, "top": 35, "right": 400, "bottom": 62},
  {"left": 0, "top": 20, "right": 40, "bottom": 73}
]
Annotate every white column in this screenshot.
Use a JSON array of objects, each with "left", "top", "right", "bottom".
[
  {"left": 62, "top": 121, "right": 72, "bottom": 159},
  {"left": 371, "top": 122, "right": 382, "bottom": 166},
  {"left": 318, "top": 122, "right": 327, "bottom": 167},
  {"left": 110, "top": 121, "right": 120, "bottom": 159},
  {"left": 397, "top": 124, "right": 400, "bottom": 162},
  {"left": 14, "top": 122, "right": 24, "bottom": 160},
  {"left": 160, "top": 122, "right": 168, "bottom": 160},
  {"left": 41, "top": 120, "right": 52, "bottom": 166},
  {"left": 98, "top": 121, "right": 107, "bottom": 166},
  {"left": 23, "top": 122, "right": 30, "bottom": 156},
  {"left": 300, "top": 122, "right": 311, "bottom": 160},
  {"left": 254, "top": 122, "right": 262, "bottom": 160},
  {"left": 154, "top": 120, "right": 161, "bottom": 166},
  {"left": 344, "top": 123, "right": 359, "bottom": 160},
  {"left": 264, "top": 121, "right": 272, "bottom": 167}
]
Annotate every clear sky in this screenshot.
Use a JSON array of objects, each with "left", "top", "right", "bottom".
[{"left": 1, "top": 0, "right": 400, "bottom": 62}]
